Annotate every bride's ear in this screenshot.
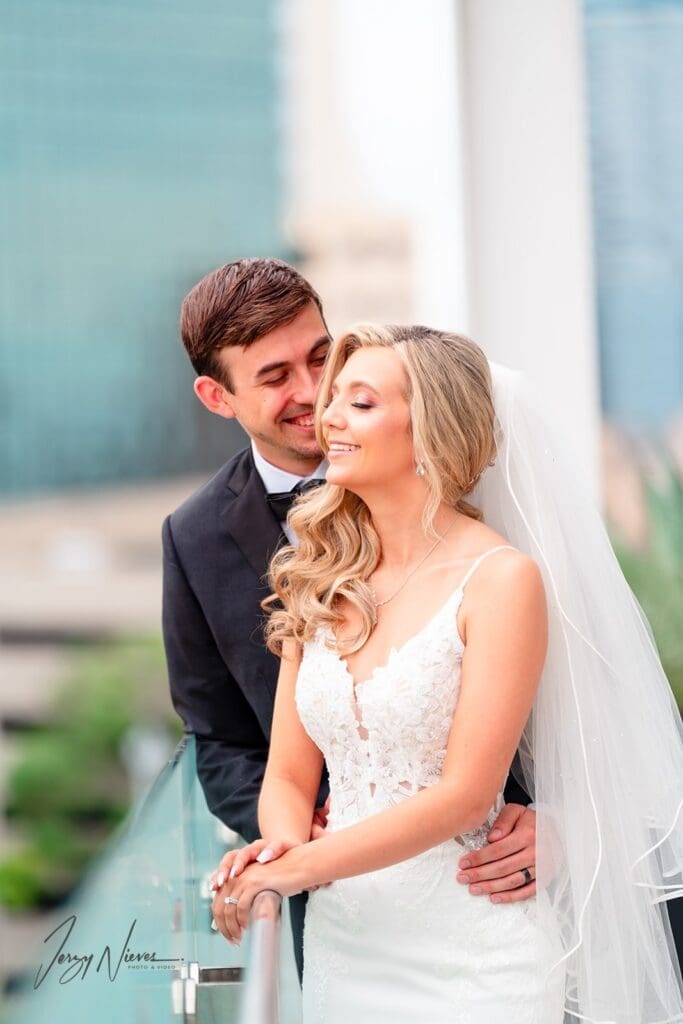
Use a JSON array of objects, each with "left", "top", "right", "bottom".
[{"left": 193, "top": 376, "right": 238, "bottom": 420}]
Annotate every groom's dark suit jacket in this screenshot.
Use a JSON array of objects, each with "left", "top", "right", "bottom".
[
  {"left": 161, "top": 446, "right": 531, "bottom": 976},
  {"left": 162, "top": 446, "right": 328, "bottom": 845}
]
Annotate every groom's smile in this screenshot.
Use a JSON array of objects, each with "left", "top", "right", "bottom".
[{"left": 282, "top": 410, "right": 316, "bottom": 431}]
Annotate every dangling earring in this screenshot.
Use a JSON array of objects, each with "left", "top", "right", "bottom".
[{"left": 415, "top": 461, "right": 426, "bottom": 477}]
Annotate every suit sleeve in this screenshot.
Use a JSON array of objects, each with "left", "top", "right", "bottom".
[
  {"left": 161, "top": 515, "right": 266, "bottom": 843},
  {"left": 503, "top": 753, "right": 532, "bottom": 807}
]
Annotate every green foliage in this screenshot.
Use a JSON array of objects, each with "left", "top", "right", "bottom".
[
  {"left": 53, "top": 634, "right": 175, "bottom": 744},
  {"left": 5, "top": 733, "right": 126, "bottom": 822},
  {"left": 611, "top": 462, "right": 683, "bottom": 708},
  {"left": 0, "top": 850, "right": 48, "bottom": 910},
  {"left": 0, "top": 846, "right": 87, "bottom": 911},
  {"left": 0, "top": 633, "right": 181, "bottom": 911}
]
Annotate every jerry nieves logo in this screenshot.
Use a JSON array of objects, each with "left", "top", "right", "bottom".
[{"left": 34, "top": 913, "right": 183, "bottom": 988}]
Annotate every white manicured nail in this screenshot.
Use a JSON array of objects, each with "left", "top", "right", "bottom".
[
  {"left": 256, "top": 849, "right": 274, "bottom": 864},
  {"left": 217, "top": 872, "right": 225, "bottom": 887}
]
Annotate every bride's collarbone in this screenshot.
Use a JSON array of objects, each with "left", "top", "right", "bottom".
[
  {"left": 332, "top": 586, "right": 466, "bottom": 676},
  {"left": 331, "top": 544, "right": 513, "bottom": 667}
]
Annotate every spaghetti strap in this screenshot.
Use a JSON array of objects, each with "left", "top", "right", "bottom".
[{"left": 458, "top": 544, "right": 517, "bottom": 593}]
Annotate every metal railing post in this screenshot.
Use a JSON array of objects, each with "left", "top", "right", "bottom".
[{"left": 236, "top": 889, "right": 283, "bottom": 1024}]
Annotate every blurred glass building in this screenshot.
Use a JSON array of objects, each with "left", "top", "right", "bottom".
[
  {"left": 1, "top": 0, "right": 286, "bottom": 495},
  {"left": 584, "top": 0, "right": 683, "bottom": 433}
]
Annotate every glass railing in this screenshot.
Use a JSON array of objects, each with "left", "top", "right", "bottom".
[{"left": 4, "top": 734, "right": 303, "bottom": 1023}]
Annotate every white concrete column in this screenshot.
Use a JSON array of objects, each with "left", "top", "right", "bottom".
[{"left": 459, "top": 0, "right": 601, "bottom": 495}]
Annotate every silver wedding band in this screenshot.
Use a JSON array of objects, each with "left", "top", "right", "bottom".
[
  {"left": 521, "top": 867, "right": 533, "bottom": 885},
  {"left": 224, "top": 895, "right": 239, "bottom": 905}
]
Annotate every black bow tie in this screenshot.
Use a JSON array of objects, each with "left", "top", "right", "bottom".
[{"left": 266, "top": 478, "right": 326, "bottom": 522}]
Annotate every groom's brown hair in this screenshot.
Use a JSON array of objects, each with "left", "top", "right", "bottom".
[{"left": 180, "top": 257, "right": 326, "bottom": 391}]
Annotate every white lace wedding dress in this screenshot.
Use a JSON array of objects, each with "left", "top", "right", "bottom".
[{"left": 295, "top": 546, "right": 566, "bottom": 1023}]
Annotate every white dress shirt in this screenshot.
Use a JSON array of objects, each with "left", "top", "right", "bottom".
[{"left": 251, "top": 440, "right": 327, "bottom": 546}]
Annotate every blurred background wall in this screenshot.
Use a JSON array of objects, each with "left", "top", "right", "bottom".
[{"left": 1, "top": 0, "right": 681, "bottom": 1000}]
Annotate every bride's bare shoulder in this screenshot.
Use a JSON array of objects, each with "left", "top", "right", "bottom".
[
  {"left": 438, "top": 519, "right": 540, "bottom": 590},
  {"left": 440, "top": 518, "right": 513, "bottom": 563}
]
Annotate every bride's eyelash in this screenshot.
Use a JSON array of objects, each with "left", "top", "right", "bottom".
[{"left": 321, "top": 400, "right": 374, "bottom": 409}]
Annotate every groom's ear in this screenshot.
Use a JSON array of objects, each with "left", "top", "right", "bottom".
[{"left": 193, "top": 376, "right": 238, "bottom": 421}]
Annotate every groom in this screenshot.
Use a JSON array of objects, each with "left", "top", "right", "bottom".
[{"left": 162, "top": 257, "right": 537, "bottom": 978}]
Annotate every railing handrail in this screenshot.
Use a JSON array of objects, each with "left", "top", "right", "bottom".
[{"left": 236, "top": 889, "right": 283, "bottom": 1024}]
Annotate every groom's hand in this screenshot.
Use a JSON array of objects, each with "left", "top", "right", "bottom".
[
  {"left": 306, "top": 796, "right": 332, "bottom": 891},
  {"left": 310, "top": 794, "right": 331, "bottom": 841},
  {"left": 455, "top": 804, "right": 536, "bottom": 903}
]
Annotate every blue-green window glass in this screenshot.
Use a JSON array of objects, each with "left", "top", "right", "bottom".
[
  {"left": 1, "top": 0, "right": 287, "bottom": 495},
  {"left": 583, "top": 0, "right": 683, "bottom": 431}
]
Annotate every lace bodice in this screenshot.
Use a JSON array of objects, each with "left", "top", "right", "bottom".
[
  {"left": 295, "top": 545, "right": 515, "bottom": 845},
  {"left": 295, "top": 547, "right": 561, "bottom": 1024}
]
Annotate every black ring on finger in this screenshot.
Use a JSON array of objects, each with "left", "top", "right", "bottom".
[{"left": 521, "top": 867, "right": 533, "bottom": 885}]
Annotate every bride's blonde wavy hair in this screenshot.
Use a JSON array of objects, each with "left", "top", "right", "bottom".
[{"left": 262, "top": 324, "right": 496, "bottom": 656}]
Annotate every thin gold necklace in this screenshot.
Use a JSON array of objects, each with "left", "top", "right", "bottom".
[{"left": 369, "top": 516, "right": 458, "bottom": 626}]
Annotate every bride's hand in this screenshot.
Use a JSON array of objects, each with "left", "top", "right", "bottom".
[
  {"left": 210, "top": 837, "right": 301, "bottom": 892},
  {"left": 215, "top": 849, "right": 309, "bottom": 944}
]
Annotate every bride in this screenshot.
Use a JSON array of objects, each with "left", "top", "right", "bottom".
[{"left": 211, "top": 325, "right": 683, "bottom": 1023}]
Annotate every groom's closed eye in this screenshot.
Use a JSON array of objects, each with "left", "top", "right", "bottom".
[
  {"left": 262, "top": 356, "right": 327, "bottom": 387},
  {"left": 255, "top": 339, "right": 330, "bottom": 387}
]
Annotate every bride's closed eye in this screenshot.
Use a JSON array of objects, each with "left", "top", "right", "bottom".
[{"left": 321, "top": 400, "right": 374, "bottom": 410}]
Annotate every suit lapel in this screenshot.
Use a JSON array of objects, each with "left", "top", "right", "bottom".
[{"left": 223, "top": 449, "right": 287, "bottom": 584}]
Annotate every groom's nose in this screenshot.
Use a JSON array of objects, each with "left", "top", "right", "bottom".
[{"left": 289, "top": 366, "right": 318, "bottom": 408}]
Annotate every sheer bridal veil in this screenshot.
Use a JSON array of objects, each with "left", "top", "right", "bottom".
[{"left": 473, "top": 363, "right": 683, "bottom": 1023}]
